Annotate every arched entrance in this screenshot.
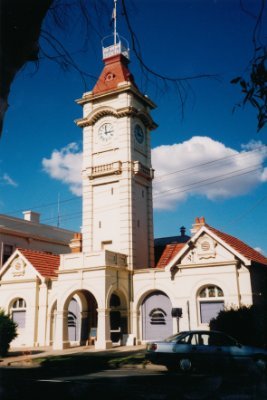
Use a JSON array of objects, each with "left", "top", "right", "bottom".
[
  {"left": 109, "top": 292, "right": 128, "bottom": 345},
  {"left": 67, "top": 290, "right": 97, "bottom": 345},
  {"left": 142, "top": 291, "right": 173, "bottom": 341},
  {"left": 51, "top": 290, "right": 98, "bottom": 347},
  {"left": 68, "top": 297, "right": 80, "bottom": 342}
]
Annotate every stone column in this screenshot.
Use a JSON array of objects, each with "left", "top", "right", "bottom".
[
  {"left": 95, "top": 308, "right": 112, "bottom": 349},
  {"left": 36, "top": 282, "right": 48, "bottom": 346},
  {"left": 53, "top": 310, "right": 69, "bottom": 350},
  {"left": 80, "top": 310, "right": 89, "bottom": 345},
  {"left": 131, "top": 309, "right": 139, "bottom": 344}
]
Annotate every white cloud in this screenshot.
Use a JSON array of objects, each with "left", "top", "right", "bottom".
[
  {"left": 0, "top": 173, "right": 18, "bottom": 187},
  {"left": 152, "top": 137, "right": 267, "bottom": 210},
  {"left": 42, "top": 143, "right": 82, "bottom": 196},
  {"left": 42, "top": 138, "right": 267, "bottom": 208}
]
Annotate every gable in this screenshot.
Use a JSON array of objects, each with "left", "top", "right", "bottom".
[
  {"left": 0, "top": 248, "right": 59, "bottom": 281},
  {"left": 1, "top": 253, "right": 41, "bottom": 281},
  {"left": 179, "top": 232, "right": 237, "bottom": 266},
  {"left": 164, "top": 223, "right": 267, "bottom": 271}
]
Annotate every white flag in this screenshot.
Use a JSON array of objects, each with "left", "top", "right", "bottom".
[{"left": 111, "top": 6, "right": 116, "bottom": 21}]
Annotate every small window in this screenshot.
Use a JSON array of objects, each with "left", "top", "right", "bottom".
[
  {"left": 201, "top": 241, "right": 210, "bottom": 251},
  {"left": 149, "top": 308, "right": 167, "bottom": 325},
  {"left": 2, "top": 244, "right": 14, "bottom": 264},
  {"left": 199, "top": 285, "right": 224, "bottom": 299},
  {"left": 11, "top": 298, "right": 26, "bottom": 329},
  {"left": 198, "top": 285, "right": 224, "bottom": 324}
]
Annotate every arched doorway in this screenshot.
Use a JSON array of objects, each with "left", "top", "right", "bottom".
[
  {"left": 51, "top": 290, "right": 98, "bottom": 347},
  {"left": 109, "top": 292, "right": 128, "bottom": 344},
  {"left": 68, "top": 297, "right": 80, "bottom": 342},
  {"left": 142, "top": 291, "right": 173, "bottom": 341},
  {"left": 66, "top": 290, "right": 98, "bottom": 345}
]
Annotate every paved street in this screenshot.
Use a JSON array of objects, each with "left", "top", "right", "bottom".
[{"left": 0, "top": 346, "right": 267, "bottom": 399}]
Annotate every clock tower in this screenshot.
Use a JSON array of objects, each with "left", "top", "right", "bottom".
[{"left": 75, "top": 34, "right": 157, "bottom": 270}]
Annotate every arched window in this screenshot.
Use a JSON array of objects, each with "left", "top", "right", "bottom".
[
  {"left": 110, "top": 294, "right": 121, "bottom": 308},
  {"left": 197, "top": 285, "right": 224, "bottom": 324},
  {"left": 11, "top": 298, "right": 26, "bottom": 329}
]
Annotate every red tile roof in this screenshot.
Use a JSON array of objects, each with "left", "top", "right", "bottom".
[
  {"left": 205, "top": 225, "right": 267, "bottom": 266},
  {"left": 18, "top": 248, "right": 60, "bottom": 278},
  {"left": 93, "top": 54, "right": 136, "bottom": 95},
  {"left": 155, "top": 222, "right": 267, "bottom": 269},
  {"left": 156, "top": 243, "right": 186, "bottom": 268}
]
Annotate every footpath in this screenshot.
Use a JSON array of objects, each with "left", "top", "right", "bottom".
[{"left": 0, "top": 344, "right": 147, "bottom": 368}]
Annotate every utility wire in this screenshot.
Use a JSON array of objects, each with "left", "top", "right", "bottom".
[
  {"left": 154, "top": 163, "right": 264, "bottom": 198},
  {"left": 4, "top": 144, "right": 266, "bottom": 216},
  {"left": 155, "top": 144, "right": 266, "bottom": 180}
]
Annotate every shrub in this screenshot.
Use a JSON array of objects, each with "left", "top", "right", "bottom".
[
  {"left": 0, "top": 309, "right": 17, "bottom": 356},
  {"left": 210, "top": 305, "right": 267, "bottom": 348}
]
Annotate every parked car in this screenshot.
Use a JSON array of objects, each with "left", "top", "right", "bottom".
[{"left": 146, "top": 330, "right": 267, "bottom": 373}]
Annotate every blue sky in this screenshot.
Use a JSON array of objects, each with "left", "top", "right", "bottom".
[{"left": 1, "top": 0, "right": 267, "bottom": 254}]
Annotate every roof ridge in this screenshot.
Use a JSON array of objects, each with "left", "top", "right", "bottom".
[{"left": 18, "top": 247, "right": 57, "bottom": 256}]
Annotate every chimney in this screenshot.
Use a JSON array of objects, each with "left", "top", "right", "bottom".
[
  {"left": 180, "top": 226, "right": 186, "bottom": 237},
  {"left": 190, "top": 216, "right": 206, "bottom": 234},
  {"left": 69, "top": 233, "right": 82, "bottom": 253},
  {"left": 23, "top": 210, "right": 40, "bottom": 223}
]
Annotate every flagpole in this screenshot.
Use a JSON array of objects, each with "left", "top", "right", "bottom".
[{"left": 114, "top": 0, "right": 117, "bottom": 45}]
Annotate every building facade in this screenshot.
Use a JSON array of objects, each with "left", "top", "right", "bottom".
[
  {"left": 0, "top": 210, "right": 77, "bottom": 267},
  {"left": 0, "top": 36, "right": 266, "bottom": 350}
]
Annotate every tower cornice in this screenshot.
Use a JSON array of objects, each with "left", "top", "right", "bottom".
[
  {"left": 75, "top": 83, "right": 156, "bottom": 110},
  {"left": 75, "top": 105, "right": 158, "bottom": 130}
]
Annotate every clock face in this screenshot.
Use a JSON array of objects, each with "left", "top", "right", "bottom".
[
  {"left": 98, "top": 123, "right": 114, "bottom": 143},
  {"left": 134, "top": 124, "right": 144, "bottom": 144}
]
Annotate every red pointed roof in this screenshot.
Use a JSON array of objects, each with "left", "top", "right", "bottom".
[
  {"left": 155, "top": 219, "right": 267, "bottom": 269},
  {"left": 18, "top": 248, "right": 60, "bottom": 278},
  {"left": 206, "top": 224, "right": 267, "bottom": 266},
  {"left": 92, "top": 54, "right": 136, "bottom": 95},
  {"left": 156, "top": 243, "right": 186, "bottom": 268}
]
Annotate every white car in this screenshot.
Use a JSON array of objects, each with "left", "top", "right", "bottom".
[{"left": 146, "top": 330, "right": 267, "bottom": 373}]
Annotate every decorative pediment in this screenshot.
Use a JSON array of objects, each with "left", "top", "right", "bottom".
[
  {"left": 195, "top": 234, "right": 217, "bottom": 260},
  {"left": 0, "top": 248, "right": 57, "bottom": 282},
  {"left": 182, "top": 234, "right": 217, "bottom": 265},
  {"left": 11, "top": 256, "right": 26, "bottom": 277},
  {"left": 1, "top": 252, "right": 37, "bottom": 281}
]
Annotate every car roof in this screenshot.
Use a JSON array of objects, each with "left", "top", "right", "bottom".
[{"left": 178, "top": 330, "right": 232, "bottom": 335}]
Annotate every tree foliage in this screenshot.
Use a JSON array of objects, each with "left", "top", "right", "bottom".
[
  {"left": 209, "top": 304, "right": 267, "bottom": 348},
  {"left": 231, "top": 0, "right": 267, "bottom": 132},
  {"left": 0, "top": 0, "right": 266, "bottom": 137},
  {"left": 231, "top": 47, "right": 267, "bottom": 132},
  {"left": 0, "top": 309, "right": 17, "bottom": 356}
]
